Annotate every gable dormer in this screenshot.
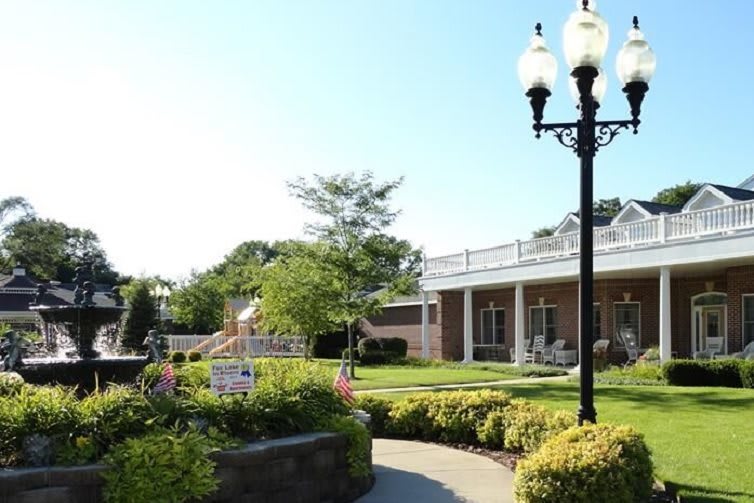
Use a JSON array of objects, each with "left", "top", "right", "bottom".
[
  {"left": 738, "top": 173, "right": 754, "bottom": 191},
  {"left": 683, "top": 184, "right": 754, "bottom": 212},
  {"left": 613, "top": 200, "right": 681, "bottom": 225},
  {"left": 554, "top": 212, "right": 612, "bottom": 235}
]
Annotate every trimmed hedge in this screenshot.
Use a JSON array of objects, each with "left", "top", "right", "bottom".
[
  {"left": 513, "top": 423, "right": 653, "bottom": 503},
  {"left": 357, "top": 337, "right": 408, "bottom": 365},
  {"left": 353, "top": 394, "right": 393, "bottom": 437},
  {"left": 661, "top": 359, "right": 754, "bottom": 388}
]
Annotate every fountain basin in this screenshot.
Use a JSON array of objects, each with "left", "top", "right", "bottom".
[{"left": 16, "top": 356, "right": 148, "bottom": 391}]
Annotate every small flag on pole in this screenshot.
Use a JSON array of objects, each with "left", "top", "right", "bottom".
[
  {"left": 334, "top": 358, "right": 355, "bottom": 405},
  {"left": 153, "top": 363, "right": 176, "bottom": 394}
]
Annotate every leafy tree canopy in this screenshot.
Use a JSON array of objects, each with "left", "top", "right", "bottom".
[
  {"left": 121, "top": 279, "right": 156, "bottom": 351},
  {"left": 651, "top": 181, "right": 701, "bottom": 207},
  {"left": 288, "top": 172, "right": 421, "bottom": 376},
  {"left": 593, "top": 197, "right": 622, "bottom": 217},
  {"left": 169, "top": 270, "right": 225, "bottom": 334},
  {"left": 2, "top": 217, "right": 119, "bottom": 283},
  {"left": 531, "top": 226, "right": 556, "bottom": 239}
]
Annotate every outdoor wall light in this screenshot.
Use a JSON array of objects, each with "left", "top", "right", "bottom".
[{"left": 517, "top": 0, "right": 656, "bottom": 425}]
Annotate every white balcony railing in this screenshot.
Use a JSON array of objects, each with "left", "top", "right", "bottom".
[
  {"left": 423, "top": 200, "right": 754, "bottom": 277},
  {"left": 168, "top": 335, "right": 305, "bottom": 358}
]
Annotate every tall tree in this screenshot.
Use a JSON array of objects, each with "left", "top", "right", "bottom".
[
  {"left": 0, "top": 197, "right": 34, "bottom": 236},
  {"left": 288, "top": 172, "right": 421, "bottom": 377},
  {"left": 531, "top": 226, "right": 556, "bottom": 238},
  {"left": 121, "top": 279, "right": 157, "bottom": 351},
  {"left": 259, "top": 243, "right": 340, "bottom": 359},
  {"left": 652, "top": 181, "right": 701, "bottom": 207},
  {"left": 169, "top": 271, "right": 225, "bottom": 334},
  {"left": 2, "top": 218, "right": 118, "bottom": 282},
  {"left": 593, "top": 197, "right": 622, "bottom": 217}
]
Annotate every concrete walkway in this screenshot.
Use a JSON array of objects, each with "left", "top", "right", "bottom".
[
  {"left": 357, "top": 439, "right": 514, "bottom": 503},
  {"left": 355, "top": 374, "right": 570, "bottom": 394}
]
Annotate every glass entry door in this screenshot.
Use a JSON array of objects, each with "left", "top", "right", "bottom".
[{"left": 693, "top": 305, "right": 726, "bottom": 354}]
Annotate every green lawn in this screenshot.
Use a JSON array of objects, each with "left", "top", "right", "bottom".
[
  {"left": 316, "top": 360, "right": 519, "bottom": 390},
  {"left": 377, "top": 381, "right": 754, "bottom": 502}
]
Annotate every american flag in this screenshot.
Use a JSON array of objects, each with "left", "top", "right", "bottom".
[
  {"left": 153, "top": 363, "right": 176, "bottom": 394},
  {"left": 333, "top": 358, "right": 354, "bottom": 405}
]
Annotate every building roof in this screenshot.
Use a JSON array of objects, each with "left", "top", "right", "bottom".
[
  {"left": 709, "top": 184, "right": 754, "bottom": 202},
  {"left": 632, "top": 200, "right": 682, "bottom": 215},
  {"left": 364, "top": 283, "right": 437, "bottom": 306}
]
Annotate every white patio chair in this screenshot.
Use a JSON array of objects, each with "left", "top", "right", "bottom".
[
  {"left": 593, "top": 339, "right": 610, "bottom": 352},
  {"left": 542, "top": 339, "right": 566, "bottom": 365},
  {"left": 615, "top": 329, "right": 640, "bottom": 365},
  {"left": 525, "top": 335, "right": 546, "bottom": 364},
  {"left": 693, "top": 337, "right": 724, "bottom": 360},
  {"left": 509, "top": 338, "right": 530, "bottom": 363},
  {"left": 732, "top": 341, "right": 754, "bottom": 359}
]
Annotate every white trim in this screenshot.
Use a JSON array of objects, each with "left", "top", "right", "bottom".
[
  {"left": 515, "top": 282, "right": 525, "bottom": 366},
  {"left": 683, "top": 184, "right": 734, "bottom": 212},
  {"left": 554, "top": 213, "right": 580, "bottom": 236},
  {"left": 742, "top": 294, "right": 754, "bottom": 349},
  {"left": 479, "top": 307, "right": 505, "bottom": 346},
  {"left": 614, "top": 301, "right": 641, "bottom": 348},
  {"left": 612, "top": 200, "right": 652, "bottom": 225},
  {"left": 690, "top": 292, "right": 728, "bottom": 354}
]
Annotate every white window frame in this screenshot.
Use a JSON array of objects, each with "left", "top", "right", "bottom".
[
  {"left": 529, "top": 305, "right": 558, "bottom": 344},
  {"left": 742, "top": 294, "right": 754, "bottom": 348},
  {"left": 614, "top": 302, "right": 641, "bottom": 348},
  {"left": 479, "top": 308, "right": 505, "bottom": 346}
]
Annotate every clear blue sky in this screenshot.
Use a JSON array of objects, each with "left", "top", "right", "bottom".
[{"left": 0, "top": 1, "right": 751, "bottom": 278}]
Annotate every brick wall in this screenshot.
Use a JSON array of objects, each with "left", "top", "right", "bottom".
[
  {"left": 361, "top": 304, "right": 440, "bottom": 358},
  {"left": 437, "top": 291, "right": 464, "bottom": 360},
  {"left": 726, "top": 265, "right": 754, "bottom": 352}
]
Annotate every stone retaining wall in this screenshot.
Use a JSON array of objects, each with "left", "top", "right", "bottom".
[{"left": 0, "top": 432, "right": 373, "bottom": 503}]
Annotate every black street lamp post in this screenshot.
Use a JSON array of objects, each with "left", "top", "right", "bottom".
[{"left": 518, "top": 1, "right": 656, "bottom": 425}]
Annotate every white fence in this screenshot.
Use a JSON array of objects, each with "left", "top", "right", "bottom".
[
  {"left": 423, "top": 200, "right": 754, "bottom": 276},
  {"left": 168, "top": 335, "right": 305, "bottom": 358}
]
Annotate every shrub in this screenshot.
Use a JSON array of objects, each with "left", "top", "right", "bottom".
[
  {"left": 477, "top": 410, "right": 506, "bottom": 449},
  {"left": 741, "top": 360, "right": 754, "bottom": 388},
  {"left": 101, "top": 427, "right": 222, "bottom": 503},
  {"left": 168, "top": 351, "right": 187, "bottom": 364},
  {"left": 662, "top": 359, "right": 749, "bottom": 387},
  {"left": 359, "top": 350, "right": 394, "bottom": 366},
  {"left": 380, "top": 337, "right": 408, "bottom": 357},
  {"left": 513, "top": 423, "right": 653, "bottom": 503},
  {"left": 79, "top": 386, "right": 155, "bottom": 453},
  {"left": 357, "top": 337, "right": 408, "bottom": 364},
  {"left": 318, "top": 416, "right": 371, "bottom": 478},
  {"left": 342, "top": 348, "right": 360, "bottom": 361},
  {"left": 503, "top": 400, "right": 576, "bottom": 454},
  {"left": 389, "top": 390, "right": 512, "bottom": 444},
  {"left": 0, "top": 372, "right": 25, "bottom": 396},
  {"left": 353, "top": 394, "right": 393, "bottom": 437},
  {"left": 357, "top": 337, "right": 382, "bottom": 354},
  {"left": 140, "top": 363, "right": 210, "bottom": 391},
  {"left": 594, "top": 363, "right": 666, "bottom": 386},
  {"left": 311, "top": 330, "right": 349, "bottom": 358},
  {"left": 187, "top": 351, "right": 202, "bottom": 362}
]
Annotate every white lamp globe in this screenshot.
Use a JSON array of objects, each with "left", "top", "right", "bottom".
[
  {"left": 616, "top": 19, "right": 656, "bottom": 85},
  {"left": 518, "top": 25, "right": 558, "bottom": 91},
  {"left": 563, "top": 0, "right": 609, "bottom": 69}
]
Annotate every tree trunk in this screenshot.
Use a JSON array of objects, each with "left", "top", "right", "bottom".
[{"left": 347, "top": 323, "right": 356, "bottom": 379}]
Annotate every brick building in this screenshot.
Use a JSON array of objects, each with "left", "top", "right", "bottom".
[{"left": 366, "top": 177, "right": 754, "bottom": 363}]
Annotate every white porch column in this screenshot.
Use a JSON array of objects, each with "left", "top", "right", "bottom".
[
  {"left": 463, "top": 287, "right": 473, "bottom": 363},
  {"left": 660, "top": 266, "right": 672, "bottom": 363},
  {"left": 515, "top": 282, "right": 525, "bottom": 366},
  {"left": 421, "top": 291, "right": 430, "bottom": 359}
]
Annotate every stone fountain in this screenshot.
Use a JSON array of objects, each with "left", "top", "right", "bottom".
[{"left": 14, "top": 264, "right": 149, "bottom": 390}]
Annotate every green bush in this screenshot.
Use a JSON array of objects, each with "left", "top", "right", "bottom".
[
  {"left": 342, "top": 348, "right": 360, "bottom": 361},
  {"left": 79, "top": 386, "right": 155, "bottom": 454},
  {"left": 513, "top": 423, "right": 653, "bottom": 503},
  {"left": 477, "top": 410, "right": 506, "bottom": 449},
  {"left": 357, "top": 337, "right": 408, "bottom": 364},
  {"left": 357, "top": 337, "right": 382, "bottom": 354},
  {"left": 594, "top": 363, "right": 666, "bottom": 386},
  {"left": 359, "top": 350, "right": 395, "bottom": 366},
  {"left": 101, "top": 427, "right": 222, "bottom": 503},
  {"left": 353, "top": 394, "right": 393, "bottom": 437},
  {"left": 662, "top": 359, "right": 751, "bottom": 387},
  {"left": 503, "top": 400, "right": 576, "bottom": 454},
  {"left": 140, "top": 363, "right": 210, "bottom": 391},
  {"left": 318, "top": 416, "right": 371, "bottom": 478},
  {"left": 312, "top": 330, "right": 349, "bottom": 359},
  {"left": 0, "top": 372, "right": 25, "bottom": 396},
  {"left": 187, "top": 351, "right": 202, "bottom": 362},
  {"left": 168, "top": 351, "right": 187, "bottom": 364},
  {"left": 741, "top": 360, "right": 754, "bottom": 388},
  {"left": 389, "top": 390, "right": 512, "bottom": 444},
  {"left": 380, "top": 337, "right": 408, "bottom": 357}
]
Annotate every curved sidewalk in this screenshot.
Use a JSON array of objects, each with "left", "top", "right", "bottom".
[{"left": 357, "top": 439, "right": 514, "bottom": 503}]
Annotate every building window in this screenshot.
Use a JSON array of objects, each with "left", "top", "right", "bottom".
[
  {"left": 530, "top": 306, "right": 557, "bottom": 344},
  {"left": 743, "top": 295, "right": 754, "bottom": 347},
  {"left": 614, "top": 302, "right": 640, "bottom": 347},
  {"left": 593, "top": 303, "right": 602, "bottom": 341},
  {"left": 480, "top": 308, "right": 504, "bottom": 345}
]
